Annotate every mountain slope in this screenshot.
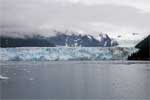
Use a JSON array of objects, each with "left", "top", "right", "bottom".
[
  {"left": 128, "top": 35, "right": 150, "bottom": 60},
  {"left": 0, "top": 32, "right": 118, "bottom": 47},
  {"left": 0, "top": 36, "right": 55, "bottom": 47},
  {"left": 48, "top": 32, "right": 118, "bottom": 47}
]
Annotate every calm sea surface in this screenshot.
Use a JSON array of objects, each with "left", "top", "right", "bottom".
[{"left": 0, "top": 61, "right": 150, "bottom": 100}]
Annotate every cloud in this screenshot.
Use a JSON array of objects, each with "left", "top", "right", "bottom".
[
  {"left": 0, "top": 0, "right": 150, "bottom": 38},
  {"left": 85, "top": 22, "right": 147, "bottom": 33},
  {"left": 56, "top": 0, "right": 150, "bottom": 13}
]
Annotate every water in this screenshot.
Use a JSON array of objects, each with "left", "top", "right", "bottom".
[{"left": 0, "top": 61, "right": 150, "bottom": 100}]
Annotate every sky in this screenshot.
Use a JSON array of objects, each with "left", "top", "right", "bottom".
[{"left": 0, "top": 0, "right": 150, "bottom": 37}]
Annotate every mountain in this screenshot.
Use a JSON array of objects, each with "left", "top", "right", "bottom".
[
  {"left": 0, "top": 31, "right": 118, "bottom": 47},
  {"left": 48, "top": 32, "right": 118, "bottom": 47},
  {"left": 0, "top": 36, "right": 55, "bottom": 47},
  {"left": 128, "top": 35, "right": 150, "bottom": 60}
]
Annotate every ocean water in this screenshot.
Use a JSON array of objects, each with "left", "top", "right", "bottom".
[{"left": 0, "top": 61, "right": 150, "bottom": 100}]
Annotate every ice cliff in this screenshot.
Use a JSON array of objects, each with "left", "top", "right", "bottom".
[{"left": 0, "top": 47, "right": 138, "bottom": 61}]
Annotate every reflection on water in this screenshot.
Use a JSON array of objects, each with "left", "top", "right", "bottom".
[{"left": 0, "top": 61, "right": 150, "bottom": 100}]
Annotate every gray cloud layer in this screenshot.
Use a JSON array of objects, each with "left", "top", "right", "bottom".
[{"left": 0, "top": 0, "right": 150, "bottom": 37}]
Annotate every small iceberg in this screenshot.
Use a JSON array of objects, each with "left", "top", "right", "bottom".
[{"left": 0, "top": 75, "right": 9, "bottom": 80}]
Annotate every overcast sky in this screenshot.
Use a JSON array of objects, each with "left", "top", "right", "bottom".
[{"left": 0, "top": 0, "right": 150, "bottom": 37}]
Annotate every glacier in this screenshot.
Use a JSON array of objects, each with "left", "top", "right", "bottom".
[{"left": 0, "top": 47, "right": 138, "bottom": 61}]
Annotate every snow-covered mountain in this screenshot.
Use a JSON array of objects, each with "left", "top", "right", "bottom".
[
  {"left": 48, "top": 32, "right": 118, "bottom": 47},
  {"left": 2, "top": 30, "right": 148, "bottom": 47},
  {"left": 0, "top": 31, "right": 118, "bottom": 47}
]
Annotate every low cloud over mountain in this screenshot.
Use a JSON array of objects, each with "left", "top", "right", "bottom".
[{"left": 1, "top": 0, "right": 150, "bottom": 38}]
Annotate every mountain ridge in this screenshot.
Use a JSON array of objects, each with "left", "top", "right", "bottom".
[{"left": 0, "top": 31, "right": 118, "bottom": 47}]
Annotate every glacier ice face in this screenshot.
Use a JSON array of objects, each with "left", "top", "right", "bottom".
[{"left": 0, "top": 47, "right": 138, "bottom": 61}]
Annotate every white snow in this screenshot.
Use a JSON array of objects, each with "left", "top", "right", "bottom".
[
  {"left": 105, "top": 32, "right": 150, "bottom": 47},
  {"left": 87, "top": 35, "right": 92, "bottom": 40}
]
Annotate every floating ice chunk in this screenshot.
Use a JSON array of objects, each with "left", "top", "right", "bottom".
[{"left": 0, "top": 75, "right": 9, "bottom": 80}]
